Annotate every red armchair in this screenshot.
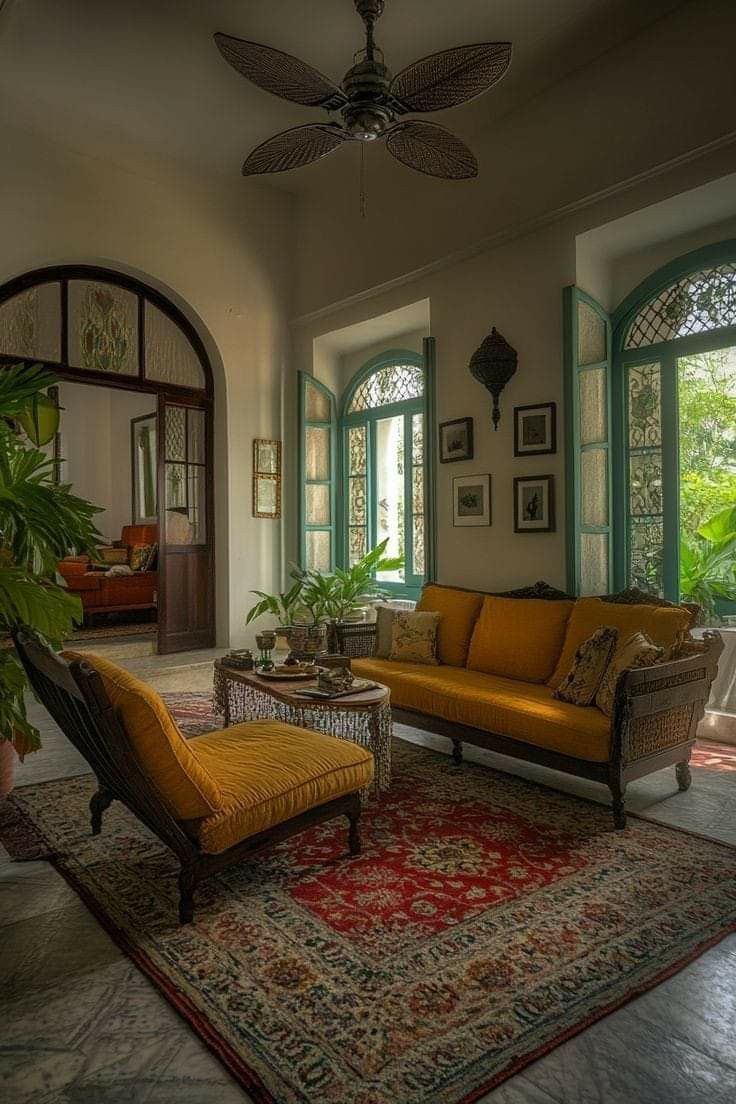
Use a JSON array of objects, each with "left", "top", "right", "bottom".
[{"left": 59, "top": 525, "right": 158, "bottom": 623}]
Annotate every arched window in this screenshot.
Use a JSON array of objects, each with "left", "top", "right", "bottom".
[{"left": 299, "top": 347, "right": 435, "bottom": 598}]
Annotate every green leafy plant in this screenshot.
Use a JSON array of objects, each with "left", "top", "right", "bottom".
[
  {"left": 245, "top": 579, "right": 304, "bottom": 627},
  {"left": 680, "top": 505, "right": 736, "bottom": 622},
  {"left": 1, "top": 363, "right": 101, "bottom": 753}
]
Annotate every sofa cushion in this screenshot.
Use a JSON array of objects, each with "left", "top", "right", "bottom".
[
  {"left": 416, "top": 584, "right": 483, "bottom": 667},
  {"left": 466, "top": 596, "right": 574, "bottom": 684},
  {"left": 190, "top": 721, "right": 374, "bottom": 854},
  {"left": 352, "top": 657, "right": 610, "bottom": 762},
  {"left": 553, "top": 626, "right": 619, "bottom": 706},
  {"left": 63, "top": 651, "right": 222, "bottom": 820},
  {"left": 595, "top": 631, "right": 665, "bottom": 717},
  {"left": 549, "top": 598, "right": 692, "bottom": 688}
]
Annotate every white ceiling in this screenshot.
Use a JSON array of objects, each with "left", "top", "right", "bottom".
[{"left": 0, "top": 0, "right": 685, "bottom": 196}]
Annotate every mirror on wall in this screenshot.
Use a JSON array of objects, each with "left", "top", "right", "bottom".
[{"left": 131, "top": 412, "right": 157, "bottom": 524}]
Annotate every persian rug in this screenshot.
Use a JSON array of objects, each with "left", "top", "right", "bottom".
[
  {"left": 161, "top": 690, "right": 223, "bottom": 737},
  {"left": 65, "top": 622, "right": 157, "bottom": 643},
  {"left": 2, "top": 741, "right": 734, "bottom": 1104}
]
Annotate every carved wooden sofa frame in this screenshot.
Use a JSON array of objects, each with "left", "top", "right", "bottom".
[
  {"left": 14, "top": 628, "right": 362, "bottom": 922},
  {"left": 336, "top": 584, "right": 723, "bottom": 829}
]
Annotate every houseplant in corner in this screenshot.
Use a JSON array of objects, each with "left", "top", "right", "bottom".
[{"left": 0, "top": 362, "right": 101, "bottom": 794}]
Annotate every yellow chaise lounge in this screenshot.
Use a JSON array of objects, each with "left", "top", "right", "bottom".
[{"left": 15, "top": 629, "right": 374, "bottom": 923}]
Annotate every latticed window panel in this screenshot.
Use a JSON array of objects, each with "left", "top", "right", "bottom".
[
  {"left": 629, "top": 517, "right": 664, "bottom": 595},
  {"left": 628, "top": 363, "right": 661, "bottom": 448},
  {"left": 348, "top": 363, "right": 423, "bottom": 413},
  {"left": 625, "top": 263, "right": 736, "bottom": 349}
]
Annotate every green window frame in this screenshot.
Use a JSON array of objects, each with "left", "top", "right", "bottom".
[{"left": 298, "top": 372, "right": 337, "bottom": 572}]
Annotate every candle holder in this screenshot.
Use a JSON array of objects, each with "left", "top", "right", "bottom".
[{"left": 255, "top": 630, "right": 277, "bottom": 672}]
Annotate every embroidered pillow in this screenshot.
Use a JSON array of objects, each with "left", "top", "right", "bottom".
[
  {"left": 130, "top": 543, "right": 154, "bottom": 572},
  {"left": 374, "top": 604, "right": 397, "bottom": 658},
  {"left": 553, "top": 626, "right": 618, "bottom": 706},
  {"left": 595, "top": 631, "right": 665, "bottom": 717},
  {"left": 389, "top": 611, "right": 440, "bottom": 665}
]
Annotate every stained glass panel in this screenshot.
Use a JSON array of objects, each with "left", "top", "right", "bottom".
[
  {"left": 412, "top": 466, "right": 424, "bottom": 515},
  {"left": 630, "top": 517, "right": 664, "bottom": 595},
  {"left": 580, "top": 532, "right": 609, "bottom": 596},
  {"left": 0, "top": 283, "right": 61, "bottom": 361},
  {"left": 145, "top": 302, "right": 205, "bottom": 389},
  {"left": 306, "top": 530, "right": 331, "bottom": 572},
  {"left": 304, "top": 379, "right": 331, "bottom": 422},
  {"left": 625, "top": 263, "right": 736, "bottom": 349},
  {"left": 577, "top": 300, "right": 606, "bottom": 365},
  {"left": 630, "top": 452, "right": 663, "bottom": 516},
  {"left": 306, "top": 484, "right": 330, "bottom": 525},
  {"left": 165, "top": 406, "right": 186, "bottom": 461},
  {"left": 187, "top": 409, "right": 205, "bottom": 464},
  {"left": 579, "top": 367, "right": 607, "bottom": 445},
  {"left": 349, "top": 526, "right": 366, "bottom": 566},
  {"left": 68, "top": 281, "right": 138, "bottom": 375},
  {"left": 348, "top": 425, "right": 367, "bottom": 476},
  {"left": 581, "top": 449, "right": 608, "bottom": 527},
  {"left": 412, "top": 413, "right": 424, "bottom": 465},
  {"left": 305, "top": 426, "right": 329, "bottom": 481},
  {"left": 187, "top": 465, "right": 207, "bottom": 542},
  {"left": 628, "top": 363, "right": 661, "bottom": 448},
  {"left": 413, "top": 514, "right": 425, "bottom": 576},
  {"left": 348, "top": 362, "right": 423, "bottom": 413},
  {"left": 349, "top": 476, "right": 366, "bottom": 525}
]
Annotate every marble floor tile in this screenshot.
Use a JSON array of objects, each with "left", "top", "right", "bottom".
[{"left": 0, "top": 859, "right": 81, "bottom": 926}]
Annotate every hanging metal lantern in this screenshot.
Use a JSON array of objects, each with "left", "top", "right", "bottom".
[{"left": 469, "top": 326, "right": 518, "bottom": 430}]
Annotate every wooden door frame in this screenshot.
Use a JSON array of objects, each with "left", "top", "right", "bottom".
[{"left": 0, "top": 264, "right": 216, "bottom": 652}]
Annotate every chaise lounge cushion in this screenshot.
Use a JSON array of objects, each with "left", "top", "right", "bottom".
[
  {"left": 466, "top": 596, "right": 574, "bottom": 683},
  {"left": 352, "top": 657, "right": 610, "bottom": 762},
  {"left": 416, "top": 584, "right": 484, "bottom": 667},
  {"left": 190, "top": 722, "right": 374, "bottom": 854},
  {"left": 63, "top": 651, "right": 223, "bottom": 820},
  {"left": 549, "top": 597, "right": 693, "bottom": 688}
]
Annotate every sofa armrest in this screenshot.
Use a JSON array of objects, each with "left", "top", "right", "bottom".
[
  {"left": 331, "top": 621, "right": 378, "bottom": 658},
  {"left": 613, "top": 631, "right": 723, "bottom": 765}
]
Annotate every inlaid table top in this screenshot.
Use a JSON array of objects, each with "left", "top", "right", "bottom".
[{"left": 213, "top": 661, "right": 389, "bottom": 710}]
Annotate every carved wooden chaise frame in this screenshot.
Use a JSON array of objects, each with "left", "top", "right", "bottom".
[
  {"left": 336, "top": 583, "right": 723, "bottom": 829},
  {"left": 14, "top": 628, "right": 363, "bottom": 923}
]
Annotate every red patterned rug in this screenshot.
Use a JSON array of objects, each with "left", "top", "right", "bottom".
[{"left": 2, "top": 740, "right": 734, "bottom": 1104}]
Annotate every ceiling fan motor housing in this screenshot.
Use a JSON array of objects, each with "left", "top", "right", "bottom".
[{"left": 341, "top": 58, "right": 394, "bottom": 139}]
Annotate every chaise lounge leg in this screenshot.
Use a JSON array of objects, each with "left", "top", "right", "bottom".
[
  {"left": 451, "top": 737, "right": 463, "bottom": 768},
  {"left": 89, "top": 786, "right": 114, "bottom": 835},
  {"left": 676, "top": 759, "right": 692, "bottom": 792},
  {"left": 610, "top": 778, "right": 627, "bottom": 830},
  {"left": 347, "top": 793, "right": 362, "bottom": 857},
  {"left": 178, "top": 865, "right": 197, "bottom": 924}
]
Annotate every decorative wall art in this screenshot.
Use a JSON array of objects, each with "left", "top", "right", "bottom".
[
  {"left": 131, "top": 413, "right": 157, "bottom": 523},
  {"left": 514, "top": 474, "right": 555, "bottom": 533},
  {"left": 253, "top": 438, "right": 282, "bottom": 519},
  {"left": 453, "top": 474, "right": 491, "bottom": 527},
  {"left": 68, "top": 280, "right": 138, "bottom": 375},
  {"left": 514, "top": 402, "right": 556, "bottom": 456},
  {"left": 439, "top": 417, "right": 473, "bottom": 463}
]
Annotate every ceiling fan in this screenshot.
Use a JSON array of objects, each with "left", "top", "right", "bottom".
[{"left": 214, "top": 0, "right": 511, "bottom": 181}]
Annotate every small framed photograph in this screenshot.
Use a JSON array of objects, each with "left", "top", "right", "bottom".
[
  {"left": 253, "top": 439, "right": 281, "bottom": 519},
  {"left": 254, "top": 438, "right": 281, "bottom": 475},
  {"left": 439, "top": 417, "right": 474, "bottom": 463},
  {"left": 514, "top": 475, "right": 555, "bottom": 532},
  {"left": 453, "top": 474, "right": 491, "bottom": 527},
  {"left": 514, "top": 402, "right": 556, "bottom": 456}
]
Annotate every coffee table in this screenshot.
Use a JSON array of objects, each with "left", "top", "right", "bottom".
[{"left": 213, "top": 662, "right": 392, "bottom": 792}]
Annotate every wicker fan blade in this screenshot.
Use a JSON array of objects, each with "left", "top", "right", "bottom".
[
  {"left": 384, "top": 121, "right": 477, "bottom": 180},
  {"left": 214, "top": 33, "right": 347, "bottom": 110},
  {"left": 242, "top": 124, "right": 350, "bottom": 176},
  {"left": 390, "top": 43, "right": 511, "bottom": 113}
]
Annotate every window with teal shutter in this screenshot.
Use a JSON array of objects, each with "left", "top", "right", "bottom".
[{"left": 298, "top": 372, "right": 336, "bottom": 571}]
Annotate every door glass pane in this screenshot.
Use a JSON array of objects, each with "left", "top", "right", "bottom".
[
  {"left": 304, "top": 378, "right": 331, "bottom": 422},
  {"left": 349, "top": 476, "right": 366, "bottom": 525},
  {"left": 630, "top": 518, "right": 664, "bottom": 595},
  {"left": 412, "top": 413, "right": 424, "bottom": 465},
  {"left": 187, "top": 408, "right": 205, "bottom": 464},
  {"left": 165, "top": 463, "right": 187, "bottom": 509},
  {"left": 375, "top": 415, "right": 405, "bottom": 582},
  {"left": 305, "top": 426, "right": 329, "bottom": 481},
  {"left": 628, "top": 363, "right": 661, "bottom": 448},
  {"left": 0, "top": 283, "right": 61, "bottom": 361},
  {"left": 306, "top": 530, "right": 331, "bottom": 572},
  {"left": 580, "top": 533, "right": 609, "bottom": 596},
  {"left": 187, "top": 465, "right": 207, "bottom": 543},
  {"left": 578, "top": 300, "right": 606, "bottom": 365},
  {"left": 349, "top": 526, "right": 366, "bottom": 566},
  {"left": 306, "top": 483, "right": 330, "bottom": 525},
  {"left": 629, "top": 453, "right": 662, "bottom": 516},
  {"left": 68, "top": 280, "right": 138, "bottom": 375},
  {"left": 413, "top": 514, "right": 425, "bottom": 576},
  {"left": 579, "top": 367, "right": 607, "bottom": 445},
  {"left": 581, "top": 448, "right": 608, "bottom": 527},
  {"left": 165, "top": 405, "right": 186, "bottom": 461},
  {"left": 145, "top": 302, "right": 205, "bottom": 388},
  {"left": 627, "top": 362, "right": 663, "bottom": 594},
  {"left": 348, "top": 425, "right": 367, "bottom": 475}
]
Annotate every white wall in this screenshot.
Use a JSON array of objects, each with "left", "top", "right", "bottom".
[{"left": 0, "top": 120, "right": 294, "bottom": 646}]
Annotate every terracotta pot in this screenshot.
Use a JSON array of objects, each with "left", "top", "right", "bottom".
[{"left": 0, "top": 740, "right": 18, "bottom": 799}]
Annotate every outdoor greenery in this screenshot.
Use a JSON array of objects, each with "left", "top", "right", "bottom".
[
  {"left": 0, "top": 363, "right": 101, "bottom": 753},
  {"left": 245, "top": 539, "right": 404, "bottom": 628}
]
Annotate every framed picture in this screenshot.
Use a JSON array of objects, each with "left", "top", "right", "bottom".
[
  {"left": 131, "top": 412, "right": 157, "bottom": 523},
  {"left": 514, "top": 475, "right": 555, "bottom": 532},
  {"left": 453, "top": 474, "right": 491, "bottom": 526},
  {"left": 439, "top": 417, "right": 474, "bottom": 463},
  {"left": 514, "top": 402, "right": 556, "bottom": 456},
  {"left": 253, "top": 438, "right": 281, "bottom": 519}
]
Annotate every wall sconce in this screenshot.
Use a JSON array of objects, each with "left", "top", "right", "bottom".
[{"left": 469, "top": 326, "right": 518, "bottom": 431}]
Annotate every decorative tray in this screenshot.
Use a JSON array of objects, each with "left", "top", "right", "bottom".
[
  {"left": 293, "top": 679, "right": 379, "bottom": 700},
  {"left": 256, "top": 668, "right": 317, "bottom": 682}
]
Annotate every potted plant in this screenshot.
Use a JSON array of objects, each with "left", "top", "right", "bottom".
[{"left": 0, "top": 363, "right": 101, "bottom": 794}]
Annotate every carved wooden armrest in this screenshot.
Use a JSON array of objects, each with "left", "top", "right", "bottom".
[{"left": 613, "top": 631, "right": 723, "bottom": 764}]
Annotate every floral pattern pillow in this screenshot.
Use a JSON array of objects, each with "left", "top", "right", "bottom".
[
  {"left": 596, "top": 631, "right": 665, "bottom": 717},
  {"left": 389, "top": 611, "right": 440, "bottom": 665},
  {"left": 553, "top": 626, "right": 619, "bottom": 706},
  {"left": 130, "top": 543, "right": 154, "bottom": 572}
]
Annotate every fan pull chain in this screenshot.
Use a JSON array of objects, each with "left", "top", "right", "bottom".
[{"left": 360, "top": 143, "right": 367, "bottom": 219}]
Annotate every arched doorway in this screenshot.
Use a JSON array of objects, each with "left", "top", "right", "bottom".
[{"left": 0, "top": 264, "right": 215, "bottom": 652}]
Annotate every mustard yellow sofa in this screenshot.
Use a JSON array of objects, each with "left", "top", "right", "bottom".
[
  {"left": 15, "top": 629, "right": 374, "bottom": 922},
  {"left": 351, "top": 582, "right": 723, "bottom": 828}
]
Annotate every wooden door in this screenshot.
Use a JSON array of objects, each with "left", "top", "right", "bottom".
[{"left": 157, "top": 395, "right": 214, "bottom": 653}]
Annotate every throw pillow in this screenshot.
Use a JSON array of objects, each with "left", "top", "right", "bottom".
[
  {"left": 374, "top": 604, "right": 397, "bottom": 658},
  {"left": 144, "top": 542, "right": 158, "bottom": 571},
  {"left": 595, "top": 631, "right": 665, "bottom": 717},
  {"left": 553, "top": 626, "right": 619, "bottom": 706},
  {"left": 389, "top": 611, "right": 440, "bottom": 665},
  {"left": 130, "top": 543, "right": 154, "bottom": 572}
]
